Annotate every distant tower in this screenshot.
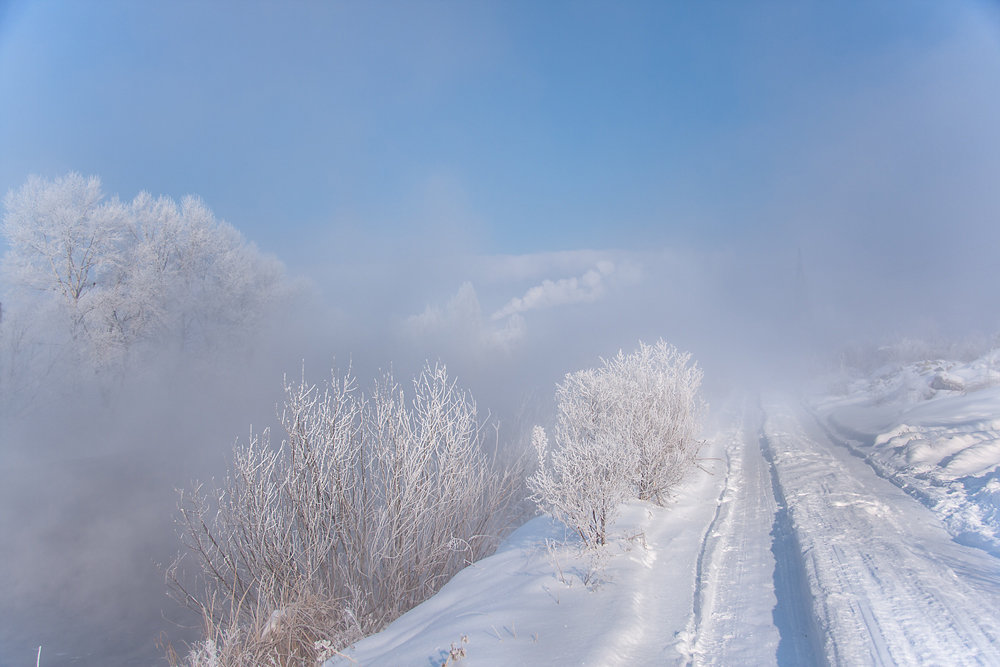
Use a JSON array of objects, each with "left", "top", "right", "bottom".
[{"left": 793, "top": 247, "right": 809, "bottom": 324}]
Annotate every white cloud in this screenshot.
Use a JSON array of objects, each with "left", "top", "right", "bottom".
[
  {"left": 403, "top": 255, "right": 641, "bottom": 353},
  {"left": 405, "top": 282, "right": 524, "bottom": 350},
  {"left": 491, "top": 261, "right": 616, "bottom": 321}
]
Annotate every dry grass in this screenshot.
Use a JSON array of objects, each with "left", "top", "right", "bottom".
[
  {"left": 165, "top": 363, "right": 524, "bottom": 665},
  {"left": 165, "top": 582, "right": 360, "bottom": 666}
]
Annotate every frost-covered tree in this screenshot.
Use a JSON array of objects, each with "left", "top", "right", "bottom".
[
  {"left": 1, "top": 173, "right": 284, "bottom": 381},
  {"left": 1, "top": 173, "right": 120, "bottom": 346},
  {"left": 600, "top": 340, "right": 704, "bottom": 503},
  {"left": 529, "top": 424, "right": 632, "bottom": 548},
  {"left": 529, "top": 339, "right": 704, "bottom": 547},
  {"left": 98, "top": 190, "right": 283, "bottom": 355},
  {"left": 168, "top": 363, "right": 521, "bottom": 665}
]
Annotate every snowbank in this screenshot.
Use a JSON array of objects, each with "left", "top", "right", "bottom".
[
  {"left": 326, "top": 439, "right": 725, "bottom": 666},
  {"left": 817, "top": 351, "right": 1000, "bottom": 557}
]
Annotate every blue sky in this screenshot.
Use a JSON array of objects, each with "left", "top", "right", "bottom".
[
  {"left": 1, "top": 1, "right": 990, "bottom": 255},
  {"left": 2, "top": 0, "right": 1000, "bottom": 380}
]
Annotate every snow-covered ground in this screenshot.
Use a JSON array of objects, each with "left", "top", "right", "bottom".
[
  {"left": 329, "top": 355, "right": 1000, "bottom": 666},
  {"left": 329, "top": 435, "right": 729, "bottom": 666},
  {"left": 764, "top": 402, "right": 1000, "bottom": 664},
  {"left": 818, "top": 352, "right": 1000, "bottom": 557}
]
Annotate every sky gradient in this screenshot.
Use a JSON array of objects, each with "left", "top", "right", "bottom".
[
  {"left": 1, "top": 1, "right": 995, "bottom": 254},
  {"left": 3, "top": 0, "right": 1000, "bottom": 384}
]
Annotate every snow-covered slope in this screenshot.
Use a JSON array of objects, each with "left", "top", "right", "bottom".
[
  {"left": 328, "top": 363, "right": 1000, "bottom": 666},
  {"left": 329, "top": 437, "right": 728, "bottom": 666},
  {"left": 818, "top": 352, "right": 1000, "bottom": 557}
]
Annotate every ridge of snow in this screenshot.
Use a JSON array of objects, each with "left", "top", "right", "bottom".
[{"left": 327, "top": 438, "right": 727, "bottom": 666}]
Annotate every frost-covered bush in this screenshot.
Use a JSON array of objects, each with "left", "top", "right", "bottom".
[
  {"left": 168, "top": 363, "right": 521, "bottom": 665},
  {"left": 529, "top": 340, "right": 704, "bottom": 547},
  {"left": 529, "top": 424, "right": 632, "bottom": 548},
  {"left": 605, "top": 340, "right": 704, "bottom": 503}
]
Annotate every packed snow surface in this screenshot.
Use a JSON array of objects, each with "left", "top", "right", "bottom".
[
  {"left": 330, "top": 355, "right": 1000, "bottom": 665},
  {"left": 764, "top": 402, "right": 1000, "bottom": 664},
  {"left": 820, "top": 353, "right": 1000, "bottom": 557}
]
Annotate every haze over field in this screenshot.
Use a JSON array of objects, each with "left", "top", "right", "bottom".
[{"left": 1, "top": 1, "right": 1000, "bottom": 664}]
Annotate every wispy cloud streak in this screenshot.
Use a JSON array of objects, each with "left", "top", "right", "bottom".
[{"left": 491, "top": 261, "right": 616, "bottom": 320}]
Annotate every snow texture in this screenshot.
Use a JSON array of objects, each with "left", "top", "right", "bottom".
[
  {"left": 820, "top": 352, "right": 1000, "bottom": 557},
  {"left": 327, "top": 354, "right": 1000, "bottom": 665},
  {"left": 329, "top": 438, "right": 727, "bottom": 666}
]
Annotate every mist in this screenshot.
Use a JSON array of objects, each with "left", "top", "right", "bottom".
[{"left": 2, "top": 1, "right": 1000, "bottom": 664}]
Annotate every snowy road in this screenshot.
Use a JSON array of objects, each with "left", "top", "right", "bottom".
[
  {"left": 755, "top": 402, "right": 1000, "bottom": 665},
  {"left": 333, "top": 399, "right": 1000, "bottom": 666},
  {"left": 684, "top": 401, "right": 1000, "bottom": 665},
  {"left": 682, "top": 415, "right": 784, "bottom": 665}
]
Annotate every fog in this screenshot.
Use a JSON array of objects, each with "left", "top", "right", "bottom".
[{"left": 2, "top": 1, "right": 1000, "bottom": 665}]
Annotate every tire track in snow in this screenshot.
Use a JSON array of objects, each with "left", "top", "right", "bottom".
[
  {"left": 759, "top": 427, "right": 825, "bottom": 666},
  {"left": 678, "top": 426, "right": 736, "bottom": 663},
  {"left": 764, "top": 403, "right": 1000, "bottom": 665},
  {"left": 593, "top": 435, "right": 731, "bottom": 667},
  {"left": 812, "top": 409, "right": 1000, "bottom": 560},
  {"left": 682, "top": 408, "right": 820, "bottom": 666}
]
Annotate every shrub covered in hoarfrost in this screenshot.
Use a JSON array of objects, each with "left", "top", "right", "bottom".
[
  {"left": 529, "top": 339, "right": 704, "bottom": 547},
  {"left": 167, "top": 363, "right": 521, "bottom": 665}
]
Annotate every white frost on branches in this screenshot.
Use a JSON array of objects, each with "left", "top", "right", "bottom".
[
  {"left": 0, "top": 173, "right": 284, "bottom": 380},
  {"left": 169, "top": 363, "right": 521, "bottom": 664},
  {"left": 529, "top": 339, "right": 704, "bottom": 547},
  {"left": 529, "top": 424, "right": 634, "bottom": 548}
]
